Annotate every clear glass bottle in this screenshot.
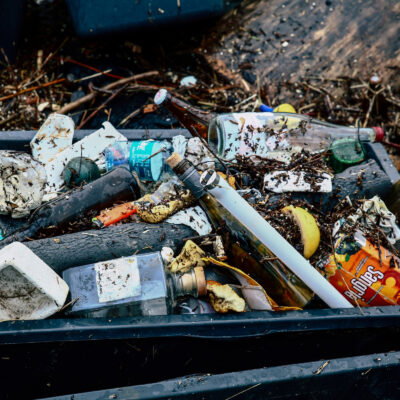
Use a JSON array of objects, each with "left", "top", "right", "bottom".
[
  {"left": 105, "top": 140, "right": 171, "bottom": 181},
  {"left": 208, "top": 112, "right": 383, "bottom": 160},
  {"left": 167, "top": 153, "right": 353, "bottom": 309},
  {"left": 62, "top": 252, "right": 206, "bottom": 318},
  {"left": 154, "top": 89, "right": 383, "bottom": 161}
]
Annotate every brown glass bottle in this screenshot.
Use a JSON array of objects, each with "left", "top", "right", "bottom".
[{"left": 154, "top": 89, "right": 215, "bottom": 139}]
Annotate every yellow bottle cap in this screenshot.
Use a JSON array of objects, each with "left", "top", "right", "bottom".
[{"left": 273, "top": 103, "right": 296, "bottom": 113}]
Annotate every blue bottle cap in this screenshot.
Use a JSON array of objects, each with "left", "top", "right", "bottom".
[{"left": 259, "top": 104, "right": 274, "bottom": 112}]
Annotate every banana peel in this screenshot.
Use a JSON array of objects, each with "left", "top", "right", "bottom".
[{"left": 281, "top": 205, "right": 320, "bottom": 259}]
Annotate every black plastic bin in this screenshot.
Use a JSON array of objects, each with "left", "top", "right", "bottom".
[
  {"left": 0, "top": 129, "right": 400, "bottom": 399},
  {"left": 0, "top": 0, "right": 26, "bottom": 64},
  {"left": 41, "top": 350, "right": 400, "bottom": 400},
  {"left": 65, "top": 0, "right": 240, "bottom": 37}
]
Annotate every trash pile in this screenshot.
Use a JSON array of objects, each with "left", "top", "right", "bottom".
[{"left": 2, "top": 89, "right": 400, "bottom": 321}]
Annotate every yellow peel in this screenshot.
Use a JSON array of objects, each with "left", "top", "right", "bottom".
[{"left": 282, "top": 205, "right": 320, "bottom": 259}]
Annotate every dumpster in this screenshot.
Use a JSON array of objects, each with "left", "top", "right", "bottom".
[
  {"left": 41, "top": 350, "right": 400, "bottom": 400},
  {"left": 0, "top": 128, "right": 400, "bottom": 398}
]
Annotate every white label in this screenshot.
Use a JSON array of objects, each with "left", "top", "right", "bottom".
[{"left": 95, "top": 257, "right": 141, "bottom": 303}]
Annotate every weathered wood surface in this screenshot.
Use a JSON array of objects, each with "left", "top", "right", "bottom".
[
  {"left": 24, "top": 222, "right": 195, "bottom": 275},
  {"left": 205, "top": 0, "right": 400, "bottom": 90}
]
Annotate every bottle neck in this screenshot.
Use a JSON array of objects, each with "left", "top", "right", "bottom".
[
  {"left": 172, "top": 159, "right": 207, "bottom": 199},
  {"left": 167, "top": 268, "right": 204, "bottom": 300},
  {"left": 154, "top": 89, "right": 215, "bottom": 138}
]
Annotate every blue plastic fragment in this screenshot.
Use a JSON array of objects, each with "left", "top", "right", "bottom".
[{"left": 259, "top": 104, "right": 274, "bottom": 112}]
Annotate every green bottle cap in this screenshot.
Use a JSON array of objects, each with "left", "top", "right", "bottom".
[{"left": 330, "top": 138, "right": 366, "bottom": 173}]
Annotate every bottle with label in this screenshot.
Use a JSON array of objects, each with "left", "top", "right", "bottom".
[
  {"left": 105, "top": 140, "right": 171, "bottom": 181},
  {"left": 62, "top": 252, "right": 207, "bottom": 318},
  {"left": 167, "top": 152, "right": 353, "bottom": 309},
  {"left": 154, "top": 89, "right": 383, "bottom": 161}
]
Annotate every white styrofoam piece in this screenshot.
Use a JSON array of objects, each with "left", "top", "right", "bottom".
[
  {"left": 30, "top": 113, "right": 75, "bottom": 165},
  {"left": 0, "top": 242, "right": 69, "bottom": 321},
  {"left": 264, "top": 171, "right": 332, "bottom": 193},
  {"left": 166, "top": 206, "right": 212, "bottom": 236},
  {"left": 43, "top": 122, "right": 127, "bottom": 200}
]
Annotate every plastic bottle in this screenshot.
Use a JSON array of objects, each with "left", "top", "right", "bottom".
[
  {"left": 167, "top": 152, "right": 353, "bottom": 309},
  {"left": 63, "top": 252, "right": 207, "bottom": 318},
  {"left": 105, "top": 140, "right": 171, "bottom": 181},
  {"left": 154, "top": 89, "right": 383, "bottom": 160}
]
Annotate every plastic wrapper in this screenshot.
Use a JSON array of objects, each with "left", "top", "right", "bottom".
[
  {"left": 0, "top": 151, "right": 47, "bottom": 218},
  {"left": 166, "top": 206, "right": 213, "bottom": 236}
]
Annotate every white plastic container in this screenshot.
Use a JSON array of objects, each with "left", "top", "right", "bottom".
[{"left": 0, "top": 242, "right": 69, "bottom": 321}]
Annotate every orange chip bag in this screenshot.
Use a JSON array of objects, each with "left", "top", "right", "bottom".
[{"left": 319, "top": 230, "right": 400, "bottom": 307}]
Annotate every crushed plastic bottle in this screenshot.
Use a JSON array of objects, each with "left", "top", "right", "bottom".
[{"left": 105, "top": 140, "right": 171, "bottom": 181}]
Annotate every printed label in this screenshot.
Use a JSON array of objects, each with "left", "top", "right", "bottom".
[
  {"left": 95, "top": 257, "right": 141, "bottom": 303},
  {"left": 321, "top": 232, "right": 400, "bottom": 307}
]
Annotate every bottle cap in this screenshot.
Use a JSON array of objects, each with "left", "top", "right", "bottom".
[
  {"left": 330, "top": 138, "right": 366, "bottom": 173},
  {"left": 372, "top": 127, "right": 384, "bottom": 142},
  {"left": 194, "top": 266, "right": 207, "bottom": 297},
  {"left": 200, "top": 169, "right": 220, "bottom": 190},
  {"left": 154, "top": 88, "right": 168, "bottom": 105}
]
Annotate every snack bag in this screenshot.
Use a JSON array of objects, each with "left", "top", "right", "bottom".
[{"left": 319, "top": 230, "right": 400, "bottom": 307}]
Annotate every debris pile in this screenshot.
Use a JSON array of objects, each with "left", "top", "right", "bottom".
[{"left": 1, "top": 0, "right": 400, "bottom": 321}]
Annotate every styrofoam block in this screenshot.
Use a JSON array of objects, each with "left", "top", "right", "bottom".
[
  {"left": 30, "top": 113, "right": 75, "bottom": 165},
  {"left": 0, "top": 242, "right": 69, "bottom": 320},
  {"left": 264, "top": 171, "right": 332, "bottom": 193}
]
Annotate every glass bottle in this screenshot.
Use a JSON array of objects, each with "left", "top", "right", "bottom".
[
  {"left": 167, "top": 152, "right": 353, "bottom": 309},
  {"left": 105, "top": 140, "right": 171, "bottom": 181},
  {"left": 208, "top": 112, "right": 383, "bottom": 160},
  {"left": 62, "top": 252, "right": 207, "bottom": 318},
  {"left": 154, "top": 89, "right": 215, "bottom": 139},
  {"left": 154, "top": 89, "right": 383, "bottom": 160}
]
